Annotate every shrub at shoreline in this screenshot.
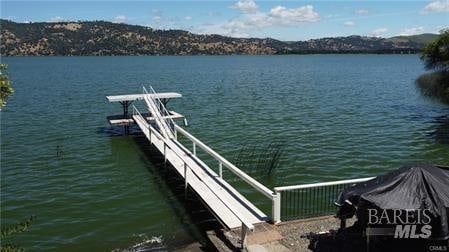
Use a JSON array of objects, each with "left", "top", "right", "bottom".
[{"left": 416, "top": 30, "right": 449, "bottom": 105}]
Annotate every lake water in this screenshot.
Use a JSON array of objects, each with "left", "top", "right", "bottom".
[{"left": 1, "top": 55, "right": 448, "bottom": 251}]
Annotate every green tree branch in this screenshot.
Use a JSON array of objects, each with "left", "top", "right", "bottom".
[{"left": 0, "top": 64, "right": 14, "bottom": 108}]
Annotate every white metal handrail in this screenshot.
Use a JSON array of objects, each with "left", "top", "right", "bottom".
[
  {"left": 175, "top": 124, "right": 275, "bottom": 199},
  {"left": 145, "top": 86, "right": 176, "bottom": 137},
  {"left": 272, "top": 177, "right": 375, "bottom": 222},
  {"left": 149, "top": 85, "right": 177, "bottom": 129},
  {"left": 274, "top": 177, "right": 375, "bottom": 192},
  {"left": 132, "top": 105, "right": 145, "bottom": 120},
  {"left": 142, "top": 86, "right": 174, "bottom": 138},
  {"left": 142, "top": 87, "right": 167, "bottom": 136},
  {"left": 174, "top": 124, "right": 280, "bottom": 224}
]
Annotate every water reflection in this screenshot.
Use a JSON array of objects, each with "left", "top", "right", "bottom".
[
  {"left": 427, "top": 114, "right": 449, "bottom": 144},
  {"left": 126, "top": 135, "right": 220, "bottom": 250}
]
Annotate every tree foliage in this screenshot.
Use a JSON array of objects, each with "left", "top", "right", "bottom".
[
  {"left": 421, "top": 30, "right": 449, "bottom": 72},
  {"left": 416, "top": 72, "right": 449, "bottom": 104},
  {"left": 0, "top": 64, "right": 14, "bottom": 108},
  {"left": 417, "top": 30, "right": 449, "bottom": 105}
]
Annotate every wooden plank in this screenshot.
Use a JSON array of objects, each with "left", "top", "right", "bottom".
[{"left": 107, "top": 92, "right": 182, "bottom": 102}]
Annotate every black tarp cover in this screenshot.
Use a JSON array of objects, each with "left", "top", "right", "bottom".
[{"left": 336, "top": 165, "right": 449, "bottom": 239}]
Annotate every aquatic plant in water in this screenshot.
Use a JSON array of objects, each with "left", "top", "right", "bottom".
[
  {"left": 233, "top": 142, "right": 284, "bottom": 177},
  {"left": 1, "top": 216, "right": 34, "bottom": 252}
]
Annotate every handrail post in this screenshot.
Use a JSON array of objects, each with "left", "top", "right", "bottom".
[
  {"left": 193, "top": 142, "right": 196, "bottom": 156},
  {"left": 241, "top": 223, "right": 249, "bottom": 249},
  {"left": 163, "top": 143, "right": 166, "bottom": 163},
  {"left": 219, "top": 162, "right": 223, "bottom": 178},
  {"left": 272, "top": 191, "right": 281, "bottom": 224},
  {"left": 184, "top": 163, "right": 188, "bottom": 197},
  {"left": 184, "top": 163, "right": 188, "bottom": 186}
]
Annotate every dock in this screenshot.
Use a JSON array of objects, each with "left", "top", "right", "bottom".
[
  {"left": 107, "top": 86, "right": 277, "bottom": 247},
  {"left": 106, "top": 92, "right": 187, "bottom": 131},
  {"left": 107, "top": 86, "right": 374, "bottom": 250}
]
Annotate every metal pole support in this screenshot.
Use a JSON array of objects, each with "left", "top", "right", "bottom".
[
  {"left": 184, "top": 163, "right": 188, "bottom": 198},
  {"left": 272, "top": 192, "right": 281, "bottom": 224},
  {"left": 120, "top": 101, "right": 131, "bottom": 134},
  {"left": 340, "top": 218, "right": 346, "bottom": 229},
  {"left": 219, "top": 162, "right": 223, "bottom": 178},
  {"left": 241, "top": 224, "right": 249, "bottom": 249},
  {"left": 163, "top": 143, "right": 167, "bottom": 164}
]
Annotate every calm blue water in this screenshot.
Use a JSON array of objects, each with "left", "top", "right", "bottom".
[{"left": 1, "top": 55, "right": 448, "bottom": 251}]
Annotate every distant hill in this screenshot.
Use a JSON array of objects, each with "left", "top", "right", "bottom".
[
  {"left": 0, "top": 19, "right": 437, "bottom": 56},
  {"left": 389, "top": 33, "right": 439, "bottom": 45}
]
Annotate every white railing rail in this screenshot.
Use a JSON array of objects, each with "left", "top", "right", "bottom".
[
  {"left": 272, "top": 177, "right": 375, "bottom": 222},
  {"left": 174, "top": 124, "right": 282, "bottom": 223},
  {"left": 174, "top": 124, "right": 274, "bottom": 199},
  {"left": 132, "top": 105, "right": 148, "bottom": 125},
  {"left": 148, "top": 85, "right": 177, "bottom": 127},
  {"left": 175, "top": 124, "right": 281, "bottom": 223},
  {"left": 142, "top": 86, "right": 174, "bottom": 139},
  {"left": 274, "top": 177, "right": 375, "bottom": 192},
  {"left": 142, "top": 86, "right": 167, "bottom": 136}
]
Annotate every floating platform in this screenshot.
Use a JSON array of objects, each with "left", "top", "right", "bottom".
[
  {"left": 106, "top": 92, "right": 187, "bottom": 128},
  {"left": 106, "top": 92, "right": 182, "bottom": 103}
]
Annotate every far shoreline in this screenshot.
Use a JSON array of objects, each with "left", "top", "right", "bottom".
[{"left": 0, "top": 52, "right": 422, "bottom": 57}]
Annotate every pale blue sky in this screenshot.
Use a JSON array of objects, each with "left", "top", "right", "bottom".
[{"left": 1, "top": 1, "right": 448, "bottom": 40}]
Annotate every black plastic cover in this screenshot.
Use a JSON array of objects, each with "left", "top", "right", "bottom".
[{"left": 336, "top": 165, "right": 449, "bottom": 239}]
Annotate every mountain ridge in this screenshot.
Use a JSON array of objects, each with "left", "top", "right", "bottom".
[{"left": 0, "top": 19, "right": 439, "bottom": 56}]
